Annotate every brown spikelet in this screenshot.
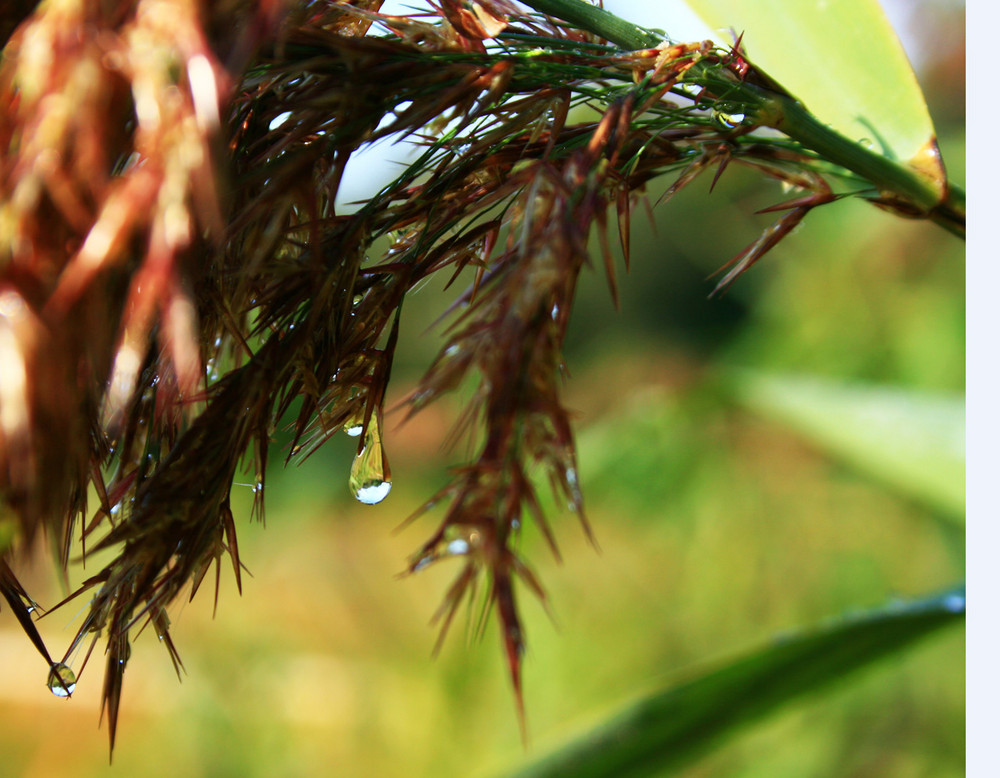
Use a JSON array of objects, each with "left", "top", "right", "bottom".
[{"left": 0, "top": 0, "right": 922, "bottom": 752}]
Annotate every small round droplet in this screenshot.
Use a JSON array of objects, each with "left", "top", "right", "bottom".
[
  {"left": 47, "top": 663, "right": 76, "bottom": 698},
  {"left": 344, "top": 424, "right": 363, "bottom": 437},
  {"left": 713, "top": 110, "right": 746, "bottom": 128},
  {"left": 446, "top": 538, "right": 470, "bottom": 555}
]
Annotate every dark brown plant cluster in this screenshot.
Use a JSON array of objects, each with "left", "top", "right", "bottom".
[{"left": 0, "top": 0, "right": 852, "bottom": 748}]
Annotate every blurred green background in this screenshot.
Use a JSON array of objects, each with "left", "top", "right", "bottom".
[{"left": 0, "top": 2, "right": 963, "bottom": 776}]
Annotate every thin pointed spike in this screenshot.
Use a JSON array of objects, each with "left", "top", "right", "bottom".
[
  {"left": 616, "top": 188, "right": 632, "bottom": 272},
  {"left": 430, "top": 563, "right": 478, "bottom": 656},
  {"left": 213, "top": 556, "right": 221, "bottom": 618},
  {"left": 709, "top": 207, "right": 811, "bottom": 296},
  {"left": 756, "top": 192, "right": 840, "bottom": 214},
  {"left": 495, "top": 569, "right": 527, "bottom": 744},
  {"left": 596, "top": 213, "right": 619, "bottom": 309},
  {"left": 0, "top": 562, "right": 53, "bottom": 665},
  {"left": 709, "top": 151, "right": 732, "bottom": 193},
  {"left": 221, "top": 502, "right": 243, "bottom": 595},
  {"left": 99, "top": 627, "right": 126, "bottom": 761}
]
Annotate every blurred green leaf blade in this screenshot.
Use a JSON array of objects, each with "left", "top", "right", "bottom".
[
  {"left": 509, "top": 585, "right": 965, "bottom": 778},
  {"left": 683, "top": 0, "right": 944, "bottom": 185},
  {"left": 731, "top": 372, "right": 965, "bottom": 523}
]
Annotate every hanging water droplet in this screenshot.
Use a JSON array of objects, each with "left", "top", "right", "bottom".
[
  {"left": 47, "top": 663, "right": 76, "bottom": 698},
  {"left": 344, "top": 423, "right": 363, "bottom": 437},
  {"left": 349, "top": 414, "right": 391, "bottom": 504}
]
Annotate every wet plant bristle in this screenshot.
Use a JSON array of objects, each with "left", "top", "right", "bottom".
[{"left": 0, "top": 0, "right": 964, "bottom": 751}]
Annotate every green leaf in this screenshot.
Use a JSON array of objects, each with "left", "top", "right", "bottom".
[
  {"left": 682, "top": 0, "right": 945, "bottom": 186},
  {"left": 508, "top": 586, "right": 964, "bottom": 778},
  {"left": 730, "top": 372, "right": 965, "bottom": 523}
]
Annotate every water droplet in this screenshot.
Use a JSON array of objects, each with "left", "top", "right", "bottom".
[
  {"left": 942, "top": 593, "right": 965, "bottom": 613},
  {"left": 447, "top": 538, "right": 470, "bottom": 555},
  {"left": 713, "top": 110, "right": 746, "bottom": 128},
  {"left": 858, "top": 137, "right": 874, "bottom": 150},
  {"left": 565, "top": 466, "right": 583, "bottom": 511},
  {"left": 47, "top": 663, "right": 76, "bottom": 697},
  {"left": 343, "top": 410, "right": 364, "bottom": 437},
  {"left": 349, "top": 414, "right": 391, "bottom": 504}
]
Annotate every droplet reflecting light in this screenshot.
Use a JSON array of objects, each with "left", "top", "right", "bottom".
[
  {"left": 47, "top": 663, "right": 76, "bottom": 698},
  {"left": 349, "top": 414, "right": 392, "bottom": 504}
]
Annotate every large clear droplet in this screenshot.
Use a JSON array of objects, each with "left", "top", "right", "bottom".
[
  {"left": 47, "top": 663, "right": 76, "bottom": 698},
  {"left": 349, "top": 414, "right": 391, "bottom": 504}
]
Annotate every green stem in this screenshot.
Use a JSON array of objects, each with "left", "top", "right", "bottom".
[
  {"left": 519, "top": 0, "right": 661, "bottom": 50},
  {"left": 751, "top": 88, "right": 965, "bottom": 237},
  {"left": 519, "top": 0, "right": 965, "bottom": 237}
]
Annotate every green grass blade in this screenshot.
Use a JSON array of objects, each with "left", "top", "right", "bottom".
[
  {"left": 682, "top": 0, "right": 944, "bottom": 185},
  {"left": 731, "top": 372, "right": 965, "bottom": 523},
  {"left": 508, "top": 586, "right": 965, "bottom": 778}
]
